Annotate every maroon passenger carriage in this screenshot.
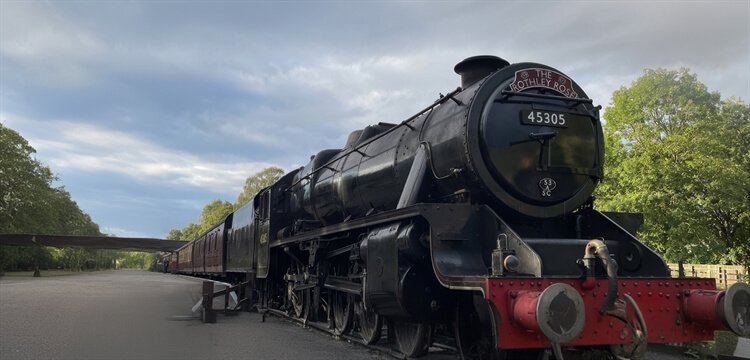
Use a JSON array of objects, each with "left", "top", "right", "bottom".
[
  {"left": 175, "top": 220, "right": 229, "bottom": 277},
  {"left": 171, "top": 55, "right": 749, "bottom": 359}
]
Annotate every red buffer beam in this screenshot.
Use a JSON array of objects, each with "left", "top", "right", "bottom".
[{"left": 485, "top": 277, "right": 750, "bottom": 350}]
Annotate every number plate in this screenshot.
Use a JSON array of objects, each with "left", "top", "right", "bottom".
[{"left": 521, "top": 110, "right": 568, "bottom": 128}]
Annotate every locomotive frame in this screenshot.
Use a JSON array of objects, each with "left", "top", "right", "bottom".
[{"left": 168, "top": 55, "right": 750, "bottom": 360}]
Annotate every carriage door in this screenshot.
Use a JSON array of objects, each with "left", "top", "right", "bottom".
[{"left": 256, "top": 189, "right": 271, "bottom": 278}]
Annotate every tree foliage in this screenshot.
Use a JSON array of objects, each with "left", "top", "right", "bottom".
[
  {"left": 0, "top": 123, "right": 56, "bottom": 232},
  {"left": 166, "top": 229, "right": 183, "bottom": 240},
  {"left": 179, "top": 222, "right": 202, "bottom": 242},
  {"left": 236, "top": 166, "right": 285, "bottom": 209},
  {"left": 167, "top": 201, "right": 232, "bottom": 242},
  {"left": 117, "top": 252, "right": 155, "bottom": 269},
  {"left": 0, "top": 123, "right": 116, "bottom": 273},
  {"left": 166, "top": 167, "right": 284, "bottom": 241},
  {"left": 596, "top": 68, "right": 750, "bottom": 269}
]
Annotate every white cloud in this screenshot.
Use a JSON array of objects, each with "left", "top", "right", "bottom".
[{"left": 3, "top": 114, "right": 280, "bottom": 196}]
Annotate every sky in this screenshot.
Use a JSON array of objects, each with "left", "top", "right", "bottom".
[{"left": 1, "top": 1, "right": 748, "bottom": 239}]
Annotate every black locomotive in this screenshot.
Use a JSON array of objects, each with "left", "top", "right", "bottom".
[{"left": 173, "top": 55, "right": 750, "bottom": 359}]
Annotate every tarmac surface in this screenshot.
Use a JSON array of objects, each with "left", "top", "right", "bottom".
[
  {"left": 1, "top": 270, "right": 745, "bottom": 360},
  {"left": 0, "top": 270, "right": 388, "bottom": 360}
]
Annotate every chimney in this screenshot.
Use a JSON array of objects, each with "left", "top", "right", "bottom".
[{"left": 454, "top": 55, "right": 509, "bottom": 89}]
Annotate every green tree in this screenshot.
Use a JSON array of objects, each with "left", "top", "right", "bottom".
[
  {"left": 0, "top": 123, "right": 56, "bottom": 233},
  {"left": 235, "top": 167, "right": 285, "bottom": 209},
  {"left": 597, "top": 68, "right": 750, "bottom": 269},
  {"left": 117, "top": 252, "right": 151, "bottom": 269},
  {"left": 179, "top": 222, "right": 201, "bottom": 242},
  {"left": 0, "top": 123, "right": 106, "bottom": 273},
  {"left": 197, "top": 199, "right": 233, "bottom": 233},
  {"left": 713, "top": 98, "right": 750, "bottom": 267},
  {"left": 165, "top": 200, "right": 233, "bottom": 241},
  {"left": 166, "top": 229, "right": 183, "bottom": 241}
]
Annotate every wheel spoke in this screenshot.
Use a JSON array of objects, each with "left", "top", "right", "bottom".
[
  {"left": 356, "top": 301, "right": 382, "bottom": 344},
  {"left": 393, "top": 321, "right": 431, "bottom": 358},
  {"left": 286, "top": 265, "right": 308, "bottom": 319},
  {"left": 332, "top": 292, "right": 353, "bottom": 335},
  {"left": 455, "top": 309, "right": 487, "bottom": 359},
  {"left": 454, "top": 295, "right": 496, "bottom": 360},
  {"left": 288, "top": 284, "right": 307, "bottom": 318}
]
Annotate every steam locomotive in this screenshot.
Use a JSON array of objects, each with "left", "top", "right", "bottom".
[{"left": 170, "top": 55, "right": 750, "bottom": 359}]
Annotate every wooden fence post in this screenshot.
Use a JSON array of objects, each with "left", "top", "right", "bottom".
[
  {"left": 202, "top": 281, "right": 216, "bottom": 323},
  {"left": 723, "top": 269, "right": 728, "bottom": 289},
  {"left": 224, "top": 284, "right": 230, "bottom": 316}
]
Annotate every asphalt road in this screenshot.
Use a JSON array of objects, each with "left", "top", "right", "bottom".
[
  {"left": 0, "top": 270, "right": 388, "bottom": 360},
  {"left": 0, "top": 270, "right": 709, "bottom": 360}
]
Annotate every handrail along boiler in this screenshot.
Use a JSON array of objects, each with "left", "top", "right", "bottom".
[{"left": 171, "top": 55, "right": 750, "bottom": 359}]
